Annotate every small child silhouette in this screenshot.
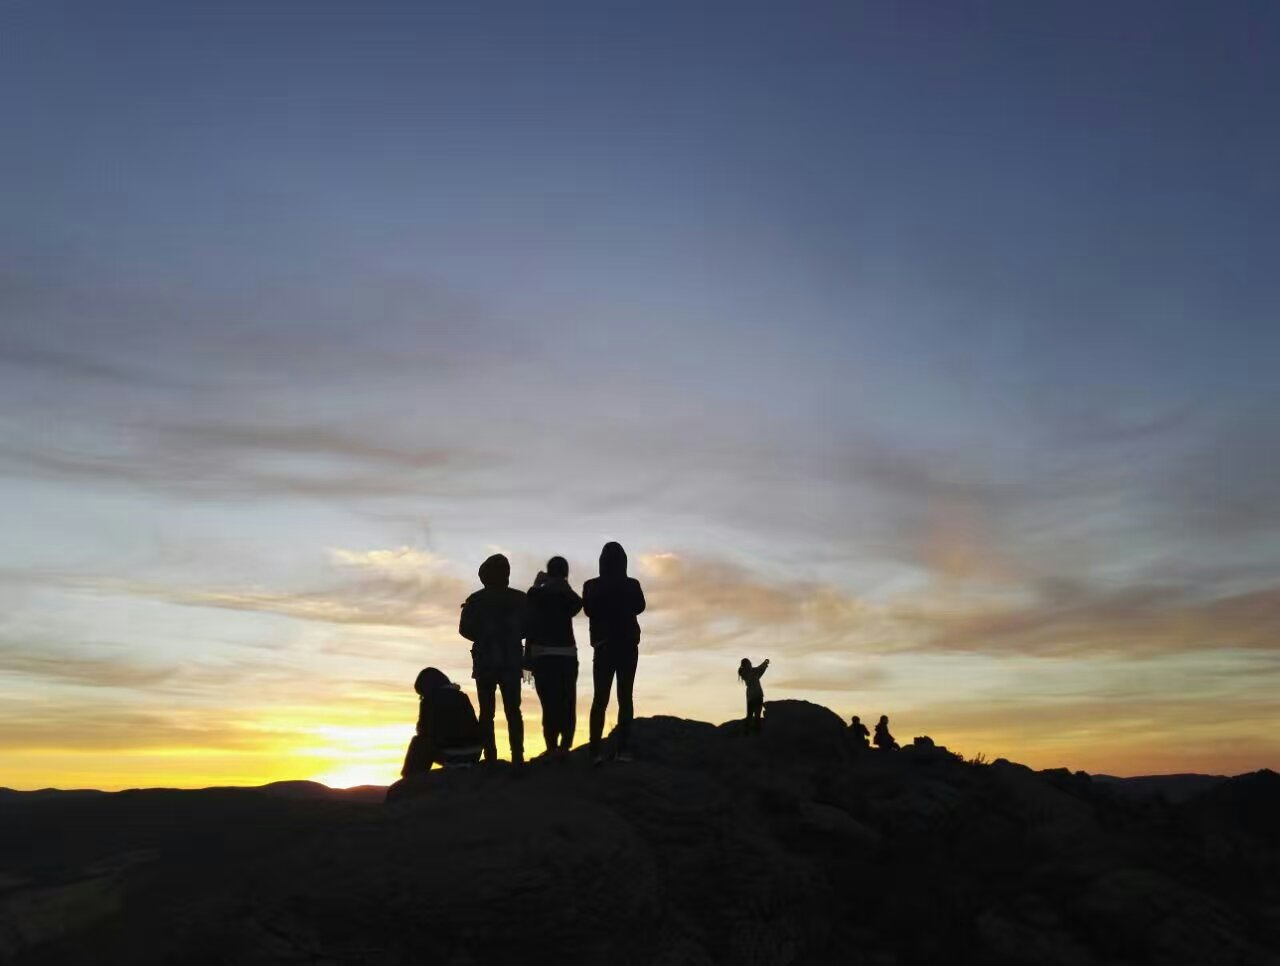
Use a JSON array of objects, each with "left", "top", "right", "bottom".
[{"left": 737, "top": 658, "right": 770, "bottom": 734}]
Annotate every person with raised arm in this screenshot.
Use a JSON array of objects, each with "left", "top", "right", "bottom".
[{"left": 526, "top": 556, "right": 583, "bottom": 759}]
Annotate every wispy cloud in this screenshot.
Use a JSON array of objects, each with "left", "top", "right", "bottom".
[
  {"left": 636, "top": 551, "right": 1280, "bottom": 660},
  {"left": 0, "top": 419, "right": 484, "bottom": 501},
  {"left": 98, "top": 545, "right": 469, "bottom": 630},
  {"left": 0, "top": 640, "right": 175, "bottom": 689}
]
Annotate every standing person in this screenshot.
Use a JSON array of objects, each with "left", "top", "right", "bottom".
[
  {"left": 583, "top": 541, "right": 646, "bottom": 765},
  {"left": 526, "top": 556, "right": 583, "bottom": 758},
  {"left": 874, "top": 714, "right": 899, "bottom": 751},
  {"left": 737, "top": 658, "right": 770, "bottom": 734},
  {"left": 459, "top": 554, "right": 528, "bottom": 765}
]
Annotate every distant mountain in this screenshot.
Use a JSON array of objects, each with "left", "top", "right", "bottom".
[
  {"left": 0, "top": 788, "right": 108, "bottom": 802},
  {"left": 1090, "top": 771, "right": 1229, "bottom": 804},
  {"left": 0, "top": 780, "right": 385, "bottom": 803},
  {"left": 1, "top": 703, "right": 1277, "bottom": 965},
  {"left": 213, "top": 780, "right": 387, "bottom": 803}
]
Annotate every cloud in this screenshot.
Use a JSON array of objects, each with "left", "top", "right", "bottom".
[
  {"left": 327, "top": 546, "right": 448, "bottom": 573},
  {"left": 0, "top": 337, "right": 184, "bottom": 389},
  {"left": 907, "top": 578, "right": 1280, "bottom": 657},
  {"left": 100, "top": 545, "right": 469, "bottom": 631},
  {"left": 636, "top": 552, "right": 881, "bottom": 653},
  {"left": 78, "top": 543, "right": 1279, "bottom": 663},
  {"left": 0, "top": 640, "right": 175, "bottom": 689},
  {"left": 634, "top": 550, "right": 1280, "bottom": 661},
  {"left": 0, "top": 419, "right": 484, "bottom": 501},
  {"left": 0, "top": 700, "right": 263, "bottom": 753}
]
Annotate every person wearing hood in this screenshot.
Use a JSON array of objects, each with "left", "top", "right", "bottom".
[
  {"left": 401, "top": 667, "right": 483, "bottom": 774},
  {"left": 459, "top": 553, "right": 529, "bottom": 764},
  {"left": 526, "top": 556, "right": 583, "bottom": 758},
  {"left": 582, "top": 541, "right": 646, "bottom": 764}
]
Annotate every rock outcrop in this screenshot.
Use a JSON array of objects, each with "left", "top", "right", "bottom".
[{"left": 2, "top": 702, "right": 1277, "bottom": 965}]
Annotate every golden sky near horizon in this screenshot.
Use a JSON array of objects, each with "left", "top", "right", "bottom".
[{"left": 4, "top": 549, "right": 1278, "bottom": 791}]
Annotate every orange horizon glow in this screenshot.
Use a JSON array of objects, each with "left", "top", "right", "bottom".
[{"left": 4, "top": 697, "right": 1275, "bottom": 792}]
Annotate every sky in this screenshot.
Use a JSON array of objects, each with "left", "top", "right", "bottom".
[{"left": 1, "top": 0, "right": 1278, "bottom": 789}]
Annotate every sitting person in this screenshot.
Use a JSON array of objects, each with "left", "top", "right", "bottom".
[
  {"left": 873, "top": 714, "right": 899, "bottom": 751},
  {"left": 850, "top": 714, "right": 871, "bottom": 749},
  {"left": 401, "top": 667, "right": 483, "bottom": 775}
]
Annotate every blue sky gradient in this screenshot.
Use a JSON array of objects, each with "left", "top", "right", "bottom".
[{"left": 2, "top": 0, "right": 1278, "bottom": 787}]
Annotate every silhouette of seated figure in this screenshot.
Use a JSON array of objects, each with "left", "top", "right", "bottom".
[
  {"left": 850, "top": 714, "right": 871, "bottom": 749},
  {"left": 873, "top": 714, "right": 898, "bottom": 751},
  {"left": 401, "top": 667, "right": 483, "bottom": 775}
]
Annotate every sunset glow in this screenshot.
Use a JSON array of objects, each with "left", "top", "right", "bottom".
[{"left": 3, "top": 1, "right": 1278, "bottom": 791}]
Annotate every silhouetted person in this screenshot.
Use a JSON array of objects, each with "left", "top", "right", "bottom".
[
  {"left": 583, "top": 541, "right": 646, "bottom": 764},
  {"left": 526, "top": 556, "right": 583, "bottom": 758},
  {"left": 459, "top": 554, "right": 528, "bottom": 764},
  {"left": 850, "top": 714, "right": 871, "bottom": 749},
  {"left": 738, "top": 658, "right": 770, "bottom": 735},
  {"left": 401, "top": 667, "right": 483, "bottom": 774},
  {"left": 874, "top": 714, "right": 898, "bottom": 751}
]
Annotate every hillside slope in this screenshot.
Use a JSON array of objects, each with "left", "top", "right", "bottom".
[{"left": 1, "top": 701, "right": 1276, "bottom": 965}]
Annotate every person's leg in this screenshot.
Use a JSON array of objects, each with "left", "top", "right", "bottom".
[
  {"left": 614, "top": 644, "right": 639, "bottom": 756},
  {"left": 533, "top": 663, "right": 557, "bottom": 754},
  {"left": 562, "top": 660, "right": 579, "bottom": 750},
  {"left": 476, "top": 676, "right": 498, "bottom": 762},
  {"left": 747, "top": 698, "right": 762, "bottom": 734},
  {"left": 498, "top": 668, "right": 523, "bottom": 762},
  {"left": 540, "top": 660, "right": 566, "bottom": 751},
  {"left": 401, "top": 735, "right": 426, "bottom": 776},
  {"left": 589, "top": 648, "right": 616, "bottom": 759}
]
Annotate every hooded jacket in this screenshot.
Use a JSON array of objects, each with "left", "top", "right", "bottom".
[
  {"left": 582, "top": 542, "right": 646, "bottom": 648},
  {"left": 402, "top": 669, "right": 482, "bottom": 774},
  {"left": 459, "top": 554, "right": 528, "bottom": 676},
  {"left": 417, "top": 681, "right": 482, "bottom": 751}
]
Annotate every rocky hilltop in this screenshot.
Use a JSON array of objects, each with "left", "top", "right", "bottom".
[{"left": 2, "top": 700, "right": 1277, "bottom": 965}]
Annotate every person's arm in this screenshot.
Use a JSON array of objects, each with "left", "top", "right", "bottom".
[
  {"left": 759, "top": 659, "right": 770, "bottom": 677},
  {"left": 631, "top": 579, "right": 647, "bottom": 616},
  {"left": 459, "top": 595, "right": 481, "bottom": 643},
  {"left": 563, "top": 585, "right": 583, "bottom": 619},
  {"left": 581, "top": 580, "right": 594, "bottom": 617}
]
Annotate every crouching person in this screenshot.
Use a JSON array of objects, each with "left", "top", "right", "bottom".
[{"left": 401, "top": 667, "right": 483, "bottom": 775}]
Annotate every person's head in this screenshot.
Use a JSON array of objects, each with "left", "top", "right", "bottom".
[
  {"left": 737, "top": 657, "right": 751, "bottom": 682},
  {"left": 546, "top": 556, "right": 569, "bottom": 579},
  {"left": 414, "top": 667, "right": 451, "bottom": 697},
  {"left": 878, "top": 715, "right": 888, "bottom": 725},
  {"left": 599, "top": 541, "right": 628, "bottom": 578},
  {"left": 478, "top": 553, "right": 511, "bottom": 588},
  {"left": 851, "top": 715, "right": 861, "bottom": 725}
]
